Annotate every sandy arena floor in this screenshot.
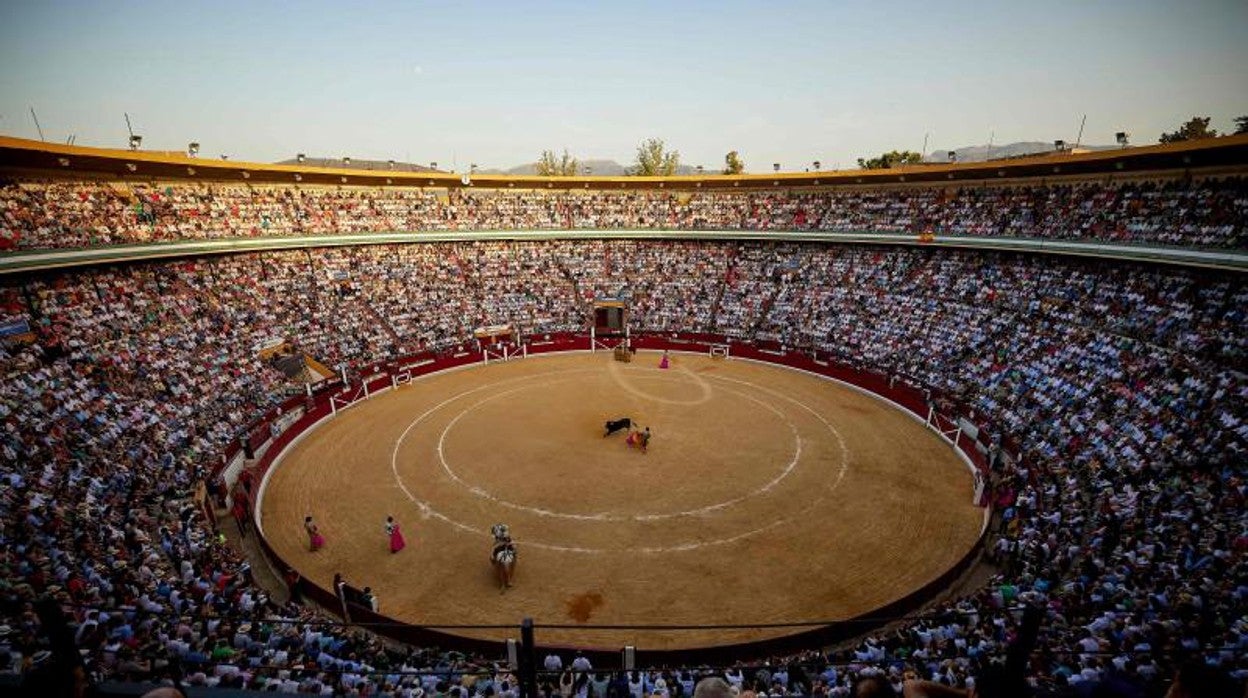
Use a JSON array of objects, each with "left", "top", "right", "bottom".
[{"left": 258, "top": 352, "right": 984, "bottom": 650}]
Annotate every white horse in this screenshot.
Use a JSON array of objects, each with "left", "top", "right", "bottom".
[{"left": 490, "top": 523, "right": 516, "bottom": 592}]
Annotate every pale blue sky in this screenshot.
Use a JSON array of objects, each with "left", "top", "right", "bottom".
[{"left": 1, "top": 0, "right": 1245, "bottom": 172}]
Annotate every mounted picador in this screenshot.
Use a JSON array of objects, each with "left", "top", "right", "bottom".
[{"left": 490, "top": 523, "right": 517, "bottom": 592}]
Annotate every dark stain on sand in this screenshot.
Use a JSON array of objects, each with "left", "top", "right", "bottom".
[{"left": 565, "top": 592, "right": 604, "bottom": 622}]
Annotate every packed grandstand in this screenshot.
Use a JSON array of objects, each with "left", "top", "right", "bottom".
[
  {"left": 0, "top": 137, "right": 1245, "bottom": 698},
  {"left": 2, "top": 176, "right": 1246, "bottom": 250}
]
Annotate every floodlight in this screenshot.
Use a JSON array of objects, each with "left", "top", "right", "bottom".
[
  {"left": 187, "top": 142, "right": 200, "bottom": 157},
  {"left": 128, "top": 135, "right": 142, "bottom": 150}
]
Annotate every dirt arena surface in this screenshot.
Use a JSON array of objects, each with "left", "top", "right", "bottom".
[{"left": 259, "top": 352, "right": 984, "bottom": 650}]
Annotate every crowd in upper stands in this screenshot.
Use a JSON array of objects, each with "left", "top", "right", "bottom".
[
  {"left": 1, "top": 240, "right": 1245, "bottom": 697},
  {"left": 1, "top": 175, "right": 1245, "bottom": 250}
]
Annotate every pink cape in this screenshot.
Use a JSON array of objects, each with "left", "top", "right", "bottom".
[{"left": 389, "top": 524, "right": 407, "bottom": 553}]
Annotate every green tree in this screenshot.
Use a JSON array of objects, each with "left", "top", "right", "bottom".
[
  {"left": 856, "top": 150, "right": 924, "bottom": 170},
  {"left": 723, "top": 150, "right": 745, "bottom": 175},
  {"left": 535, "top": 149, "right": 580, "bottom": 176},
  {"left": 1234, "top": 116, "right": 1248, "bottom": 135},
  {"left": 1158, "top": 116, "right": 1218, "bottom": 144},
  {"left": 629, "top": 138, "right": 680, "bottom": 176}
]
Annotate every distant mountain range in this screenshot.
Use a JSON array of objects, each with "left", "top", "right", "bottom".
[
  {"left": 488, "top": 143, "right": 1123, "bottom": 174},
  {"left": 480, "top": 159, "right": 702, "bottom": 176},
  {"left": 274, "top": 156, "right": 438, "bottom": 173},
  {"left": 924, "top": 141, "right": 1119, "bottom": 163},
  {"left": 280, "top": 142, "right": 1124, "bottom": 176}
]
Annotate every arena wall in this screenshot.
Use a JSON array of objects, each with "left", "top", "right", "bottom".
[
  {"left": 2, "top": 229, "right": 1244, "bottom": 276},
  {"left": 4, "top": 132, "right": 1248, "bottom": 189}
]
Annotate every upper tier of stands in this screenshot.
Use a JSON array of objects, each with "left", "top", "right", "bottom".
[{"left": 2, "top": 176, "right": 1245, "bottom": 251}]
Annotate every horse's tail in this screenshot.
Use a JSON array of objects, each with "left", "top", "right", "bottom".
[{"left": 494, "top": 547, "right": 516, "bottom": 565}]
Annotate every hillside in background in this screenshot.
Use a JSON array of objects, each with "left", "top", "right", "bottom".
[
  {"left": 274, "top": 156, "right": 439, "bottom": 172},
  {"left": 279, "top": 143, "right": 1125, "bottom": 176},
  {"left": 487, "top": 143, "right": 1123, "bottom": 173},
  {"left": 481, "top": 159, "right": 701, "bottom": 176},
  {"left": 926, "top": 141, "right": 1119, "bottom": 163}
]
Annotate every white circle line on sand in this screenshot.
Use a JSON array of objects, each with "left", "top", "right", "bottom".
[
  {"left": 386, "top": 360, "right": 853, "bottom": 553},
  {"left": 607, "top": 357, "right": 714, "bottom": 405},
  {"left": 388, "top": 368, "right": 605, "bottom": 552},
  {"left": 705, "top": 372, "right": 851, "bottom": 487},
  {"left": 433, "top": 375, "right": 801, "bottom": 522}
]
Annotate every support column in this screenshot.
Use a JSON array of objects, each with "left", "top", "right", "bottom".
[{"left": 519, "top": 617, "right": 538, "bottom": 698}]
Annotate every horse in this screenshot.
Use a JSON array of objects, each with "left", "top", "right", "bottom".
[
  {"left": 490, "top": 523, "right": 516, "bottom": 592},
  {"left": 604, "top": 417, "right": 632, "bottom": 437}
]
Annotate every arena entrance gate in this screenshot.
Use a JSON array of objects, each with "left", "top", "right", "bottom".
[
  {"left": 477, "top": 325, "right": 525, "bottom": 363},
  {"left": 590, "top": 298, "right": 629, "bottom": 353}
]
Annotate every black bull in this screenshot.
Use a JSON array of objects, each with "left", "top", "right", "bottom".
[{"left": 604, "top": 417, "right": 632, "bottom": 436}]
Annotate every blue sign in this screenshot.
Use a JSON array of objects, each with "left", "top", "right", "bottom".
[{"left": 0, "top": 318, "right": 30, "bottom": 338}]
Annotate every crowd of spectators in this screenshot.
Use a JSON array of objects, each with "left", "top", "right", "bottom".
[
  {"left": 1, "top": 176, "right": 1245, "bottom": 250},
  {"left": 1, "top": 240, "right": 1244, "bottom": 697}
]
